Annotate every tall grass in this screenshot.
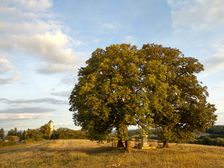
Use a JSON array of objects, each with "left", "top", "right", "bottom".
[{"left": 0, "top": 139, "right": 223, "bottom": 168}]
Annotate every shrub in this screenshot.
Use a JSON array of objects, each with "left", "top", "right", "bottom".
[
  {"left": 7, "top": 135, "right": 19, "bottom": 142},
  {"left": 25, "top": 129, "right": 44, "bottom": 141},
  {"left": 194, "top": 136, "right": 224, "bottom": 146},
  {"left": 51, "top": 128, "right": 87, "bottom": 139}
]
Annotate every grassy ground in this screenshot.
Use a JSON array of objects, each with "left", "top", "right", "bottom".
[{"left": 0, "top": 139, "right": 224, "bottom": 168}]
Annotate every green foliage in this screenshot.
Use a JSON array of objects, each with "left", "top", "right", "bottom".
[
  {"left": 128, "top": 129, "right": 141, "bottom": 138},
  {"left": 0, "top": 135, "right": 20, "bottom": 147},
  {"left": 0, "top": 128, "right": 4, "bottom": 139},
  {"left": 140, "top": 44, "right": 216, "bottom": 143},
  {"left": 25, "top": 129, "right": 44, "bottom": 141},
  {"left": 7, "top": 128, "right": 18, "bottom": 136},
  {"left": 6, "top": 125, "right": 49, "bottom": 141},
  {"left": 0, "top": 140, "right": 16, "bottom": 147},
  {"left": 5, "top": 127, "right": 45, "bottom": 142},
  {"left": 195, "top": 136, "right": 224, "bottom": 146},
  {"left": 40, "top": 123, "right": 52, "bottom": 139},
  {"left": 208, "top": 134, "right": 224, "bottom": 138},
  {"left": 3, "top": 122, "right": 85, "bottom": 142},
  {"left": 69, "top": 43, "right": 216, "bottom": 146},
  {"left": 6, "top": 135, "right": 20, "bottom": 142},
  {"left": 20, "top": 130, "right": 27, "bottom": 140},
  {"left": 7, "top": 128, "right": 25, "bottom": 141},
  {"left": 51, "top": 128, "right": 87, "bottom": 139},
  {"left": 192, "top": 125, "right": 224, "bottom": 147},
  {"left": 70, "top": 44, "right": 151, "bottom": 143},
  {"left": 207, "top": 125, "right": 224, "bottom": 135}
]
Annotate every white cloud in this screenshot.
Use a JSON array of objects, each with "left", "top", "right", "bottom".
[
  {"left": 0, "top": 106, "right": 54, "bottom": 123},
  {"left": 0, "top": 75, "right": 20, "bottom": 85},
  {"left": 0, "top": 0, "right": 51, "bottom": 21},
  {"left": 37, "top": 63, "right": 74, "bottom": 74},
  {"left": 0, "top": 21, "right": 58, "bottom": 35},
  {"left": 167, "top": 0, "right": 224, "bottom": 75},
  {"left": 102, "top": 23, "right": 117, "bottom": 31},
  {"left": 18, "top": 31, "right": 75, "bottom": 64},
  {"left": 0, "top": 113, "right": 51, "bottom": 120},
  {"left": 0, "top": 0, "right": 52, "bottom": 12},
  {"left": 167, "top": 0, "right": 224, "bottom": 31},
  {"left": 0, "top": 57, "right": 13, "bottom": 73},
  {"left": 123, "top": 35, "right": 137, "bottom": 44},
  {"left": 204, "top": 42, "right": 224, "bottom": 73},
  {"left": 51, "top": 90, "right": 71, "bottom": 98},
  {"left": 0, "top": 107, "right": 55, "bottom": 113},
  {"left": 0, "top": 97, "right": 67, "bottom": 105},
  {"left": 15, "top": 0, "right": 52, "bottom": 11},
  {"left": 0, "top": 0, "right": 82, "bottom": 76},
  {"left": 60, "top": 74, "right": 77, "bottom": 85},
  {"left": 0, "top": 56, "right": 19, "bottom": 85}
]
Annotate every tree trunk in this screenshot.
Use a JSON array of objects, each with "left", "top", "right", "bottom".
[
  {"left": 125, "top": 140, "right": 128, "bottom": 148},
  {"left": 116, "top": 124, "right": 128, "bottom": 148},
  {"left": 117, "top": 139, "right": 124, "bottom": 147},
  {"left": 117, "top": 127, "right": 124, "bottom": 147},
  {"left": 122, "top": 125, "right": 128, "bottom": 149},
  {"left": 162, "top": 140, "right": 169, "bottom": 148}
]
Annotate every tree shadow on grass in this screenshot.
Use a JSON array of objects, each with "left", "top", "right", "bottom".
[
  {"left": 39, "top": 146, "right": 125, "bottom": 155},
  {"left": 0, "top": 141, "right": 51, "bottom": 154},
  {"left": 0, "top": 142, "right": 125, "bottom": 156}
]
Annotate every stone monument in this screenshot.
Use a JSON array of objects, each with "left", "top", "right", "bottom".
[{"left": 140, "top": 129, "right": 149, "bottom": 149}]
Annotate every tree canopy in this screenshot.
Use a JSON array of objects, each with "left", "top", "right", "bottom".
[
  {"left": 69, "top": 43, "right": 216, "bottom": 147},
  {"left": 140, "top": 44, "right": 216, "bottom": 146}
]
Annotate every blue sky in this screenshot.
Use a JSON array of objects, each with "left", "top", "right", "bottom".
[{"left": 0, "top": 0, "right": 224, "bottom": 130}]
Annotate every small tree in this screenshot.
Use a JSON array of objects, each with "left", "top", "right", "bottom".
[
  {"left": 40, "top": 121, "right": 54, "bottom": 139},
  {"left": 7, "top": 128, "right": 18, "bottom": 136},
  {"left": 26, "top": 129, "right": 44, "bottom": 141},
  {"left": 0, "top": 128, "right": 4, "bottom": 140},
  {"left": 52, "top": 128, "right": 87, "bottom": 139},
  {"left": 21, "top": 130, "right": 26, "bottom": 140}
]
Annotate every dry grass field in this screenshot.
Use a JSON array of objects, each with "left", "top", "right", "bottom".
[{"left": 0, "top": 139, "right": 224, "bottom": 168}]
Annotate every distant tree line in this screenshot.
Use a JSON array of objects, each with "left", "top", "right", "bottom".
[
  {"left": 0, "top": 128, "right": 4, "bottom": 140},
  {"left": 51, "top": 128, "right": 87, "bottom": 139},
  {"left": 192, "top": 125, "right": 224, "bottom": 147},
  {"left": 206, "top": 125, "right": 224, "bottom": 135},
  {"left": 0, "top": 122, "right": 87, "bottom": 146}
]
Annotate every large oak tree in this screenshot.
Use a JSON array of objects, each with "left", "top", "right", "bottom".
[
  {"left": 69, "top": 44, "right": 152, "bottom": 147},
  {"left": 69, "top": 44, "right": 216, "bottom": 147}
]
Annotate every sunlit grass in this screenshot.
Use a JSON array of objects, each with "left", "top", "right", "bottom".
[{"left": 0, "top": 140, "right": 223, "bottom": 168}]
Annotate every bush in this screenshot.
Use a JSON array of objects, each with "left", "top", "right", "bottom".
[
  {"left": 0, "top": 141, "right": 16, "bottom": 147},
  {"left": 206, "top": 125, "right": 224, "bottom": 135},
  {"left": 208, "top": 134, "right": 224, "bottom": 138},
  {"left": 51, "top": 128, "right": 87, "bottom": 139},
  {"left": 25, "top": 129, "right": 44, "bottom": 141},
  {"left": 0, "top": 136, "right": 19, "bottom": 147},
  {"left": 212, "top": 138, "right": 224, "bottom": 146},
  {"left": 194, "top": 136, "right": 224, "bottom": 146},
  {"left": 6, "top": 135, "right": 20, "bottom": 142}
]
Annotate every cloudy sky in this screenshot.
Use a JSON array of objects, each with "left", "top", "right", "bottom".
[{"left": 0, "top": 0, "right": 224, "bottom": 130}]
